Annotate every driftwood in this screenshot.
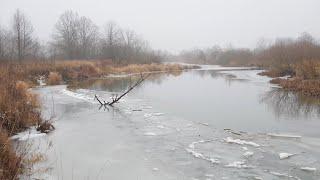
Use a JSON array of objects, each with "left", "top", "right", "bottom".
[{"left": 95, "top": 73, "right": 149, "bottom": 107}]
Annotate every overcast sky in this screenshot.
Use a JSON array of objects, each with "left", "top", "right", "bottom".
[{"left": 1, "top": 0, "right": 319, "bottom": 52}]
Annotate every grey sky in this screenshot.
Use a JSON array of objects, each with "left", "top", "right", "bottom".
[{"left": 1, "top": 0, "right": 319, "bottom": 52}]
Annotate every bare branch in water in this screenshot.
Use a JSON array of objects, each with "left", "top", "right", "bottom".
[{"left": 95, "top": 73, "right": 149, "bottom": 107}]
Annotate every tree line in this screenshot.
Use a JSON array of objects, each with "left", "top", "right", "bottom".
[
  {"left": 176, "top": 33, "right": 320, "bottom": 69},
  {"left": 0, "top": 9, "right": 163, "bottom": 63}
]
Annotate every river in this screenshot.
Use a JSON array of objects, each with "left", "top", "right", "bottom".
[{"left": 24, "top": 65, "right": 320, "bottom": 179}]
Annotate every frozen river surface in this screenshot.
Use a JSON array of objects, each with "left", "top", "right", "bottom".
[{"left": 26, "top": 65, "right": 320, "bottom": 179}]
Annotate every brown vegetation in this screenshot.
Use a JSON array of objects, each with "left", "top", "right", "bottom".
[
  {"left": 0, "top": 131, "right": 23, "bottom": 180},
  {"left": 272, "top": 78, "right": 320, "bottom": 97},
  {"left": 0, "top": 63, "right": 54, "bottom": 179},
  {"left": 47, "top": 72, "right": 62, "bottom": 85}
]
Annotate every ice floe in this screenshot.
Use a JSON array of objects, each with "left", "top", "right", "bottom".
[
  {"left": 144, "top": 132, "right": 157, "bottom": 136},
  {"left": 144, "top": 112, "right": 165, "bottom": 118},
  {"left": 300, "top": 167, "right": 317, "bottom": 172},
  {"left": 243, "top": 151, "right": 254, "bottom": 158},
  {"left": 267, "top": 133, "right": 302, "bottom": 139},
  {"left": 224, "top": 137, "right": 260, "bottom": 147},
  {"left": 61, "top": 89, "right": 95, "bottom": 103},
  {"left": 185, "top": 148, "right": 220, "bottom": 164},
  {"left": 186, "top": 140, "right": 220, "bottom": 164},
  {"left": 279, "top": 152, "right": 296, "bottom": 160},
  {"left": 224, "top": 161, "right": 253, "bottom": 169}
]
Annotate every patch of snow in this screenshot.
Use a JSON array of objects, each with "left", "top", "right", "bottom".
[
  {"left": 242, "top": 147, "right": 248, "bottom": 151},
  {"left": 11, "top": 128, "right": 46, "bottom": 141},
  {"left": 224, "top": 161, "right": 253, "bottom": 169},
  {"left": 185, "top": 148, "right": 220, "bottom": 164},
  {"left": 144, "top": 132, "right": 157, "bottom": 136},
  {"left": 186, "top": 123, "right": 193, "bottom": 127},
  {"left": 157, "top": 125, "right": 165, "bottom": 129},
  {"left": 243, "top": 151, "right": 254, "bottom": 158},
  {"left": 253, "top": 177, "right": 263, "bottom": 180},
  {"left": 198, "top": 122, "right": 209, "bottom": 126},
  {"left": 144, "top": 113, "right": 152, "bottom": 118},
  {"left": 153, "top": 112, "right": 164, "bottom": 116},
  {"left": 279, "top": 152, "right": 296, "bottom": 160},
  {"left": 61, "top": 89, "right": 95, "bottom": 103},
  {"left": 141, "top": 105, "right": 152, "bottom": 109},
  {"left": 37, "top": 76, "right": 46, "bottom": 86},
  {"left": 300, "top": 167, "right": 317, "bottom": 172},
  {"left": 224, "top": 137, "right": 260, "bottom": 147},
  {"left": 144, "top": 112, "right": 164, "bottom": 118}
]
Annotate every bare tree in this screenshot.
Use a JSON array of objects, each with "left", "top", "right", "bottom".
[
  {"left": 78, "top": 16, "right": 99, "bottom": 59},
  {"left": 53, "top": 10, "right": 80, "bottom": 59},
  {"left": 101, "top": 21, "right": 122, "bottom": 62},
  {"left": 12, "top": 9, "right": 35, "bottom": 61}
]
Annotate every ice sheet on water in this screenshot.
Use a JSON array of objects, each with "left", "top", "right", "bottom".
[{"left": 60, "top": 89, "right": 96, "bottom": 103}]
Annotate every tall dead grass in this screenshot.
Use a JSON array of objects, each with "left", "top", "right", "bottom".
[
  {"left": 0, "top": 63, "right": 48, "bottom": 179},
  {"left": 47, "top": 72, "right": 62, "bottom": 85}
]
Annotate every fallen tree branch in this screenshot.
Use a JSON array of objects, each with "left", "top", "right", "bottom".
[{"left": 95, "top": 73, "right": 149, "bottom": 107}]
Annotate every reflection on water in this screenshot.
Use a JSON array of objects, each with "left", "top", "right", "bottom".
[
  {"left": 261, "top": 88, "right": 320, "bottom": 118},
  {"left": 68, "top": 72, "right": 182, "bottom": 92},
  {"left": 71, "top": 68, "right": 320, "bottom": 128}
]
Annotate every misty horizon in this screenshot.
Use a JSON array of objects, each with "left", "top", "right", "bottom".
[{"left": 1, "top": 0, "right": 320, "bottom": 53}]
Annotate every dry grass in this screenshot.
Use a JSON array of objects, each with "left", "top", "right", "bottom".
[
  {"left": 294, "top": 60, "right": 320, "bottom": 79},
  {"left": 47, "top": 72, "right": 62, "bottom": 85},
  {"left": 0, "top": 63, "right": 54, "bottom": 179},
  {"left": 103, "top": 63, "right": 198, "bottom": 75},
  {"left": 2, "top": 60, "right": 198, "bottom": 85},
  {"left": 270, "top": 77, "right": 320, "bottom": 97},
  {"left": 0, "top": 131, "right": 23, "bottom": 180}
]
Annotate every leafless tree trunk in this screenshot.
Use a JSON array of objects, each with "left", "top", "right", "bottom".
[
  {"left": 78, "top": 16, "right": 99, "bottom": 59},
  {"left": 101, "top": 21, "right": 122, "bottom": 62},
  {"left": 12, "top": 9, "right": 34, "bottom": 61},
  {"left": 53, "top": 10, "right": 80, "bottom": 59}
]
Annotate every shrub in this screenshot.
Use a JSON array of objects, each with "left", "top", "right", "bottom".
[
  {"left": 294, "top": 60, "right": 320, "bottom": 79},
  {"left": 47, "top": 72, "right": 62, "bottom": 85}
]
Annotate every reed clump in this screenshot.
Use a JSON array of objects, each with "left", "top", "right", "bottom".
[{"left": 47, "top": 72, "right": 62, "bottom": 85}]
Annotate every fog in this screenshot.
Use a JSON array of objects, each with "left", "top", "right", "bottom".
[{"left": 1, "top": 0, "right": 320, "bottom": 52}]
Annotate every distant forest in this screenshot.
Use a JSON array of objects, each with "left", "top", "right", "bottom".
[
  {"left": 176, "top": 33, "right": 320, "bottom": 68},
  {"left": 0, "top": 9, "right": 165, "bottom": 63}
]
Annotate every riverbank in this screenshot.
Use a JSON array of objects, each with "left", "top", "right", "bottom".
[{"left": 259, "top": 60, "right": 320, "bottom": 97}]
